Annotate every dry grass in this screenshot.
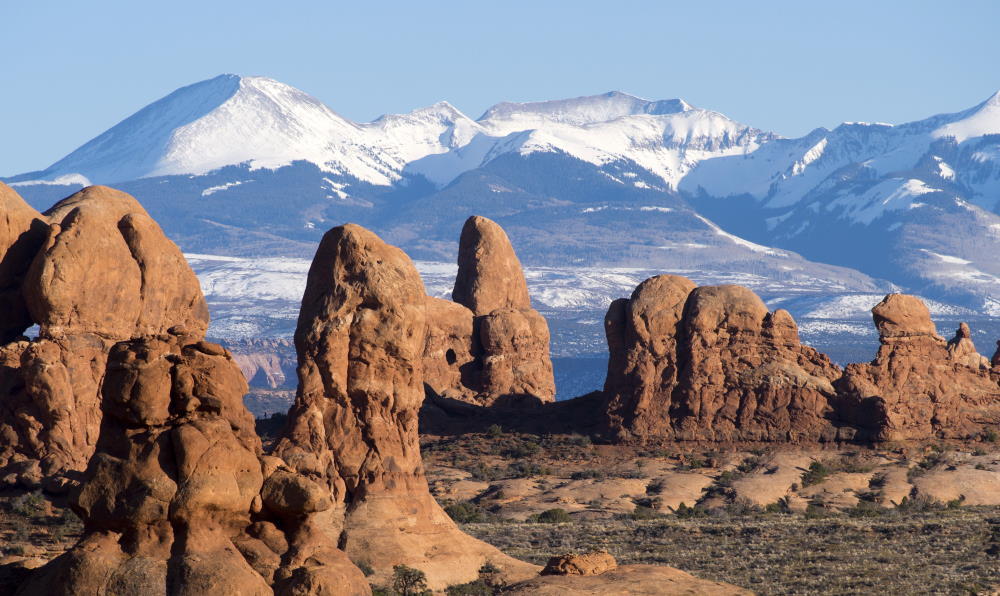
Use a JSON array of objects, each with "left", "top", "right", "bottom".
[{"left": 463, "top": 509, "right": 1000, "bottom": 595}]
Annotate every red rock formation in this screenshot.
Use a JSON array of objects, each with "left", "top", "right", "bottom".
[
  {"left": 603, "top": 277, "right": 844, "bottom": 442},
  {"left": 424, "top": 216, "right": 555, "bottom": 406},
  {"left": 837, "top": 294, "right": 1000, "bottom": 441},
  {"left": 275, "top": 224, "right": 538, "bottom": 590},
  {"left": 671, "top": 285, "right": 843, "bottom": 442},
  {"left": 19, "top": 334, "right": 369, "bottom": 595},
  {"left": 0, "top": 186, "right": 208, "bottom": 488},
  {"left": 0, "top": 183, "right": 46, "bottom": 343}
]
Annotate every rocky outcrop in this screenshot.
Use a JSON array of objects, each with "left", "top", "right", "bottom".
[
  {"left": 542, "top": 551, "right": 618, "bottom": 576},
  {"left": 19, "top": 333, "right": 369, "bottom": 595},
  {"left": 275, "top": 224, "right": 538, "bottom": 590},
  {"left": 0, "top": 186, "right": 209, "bottom": 488},
  {"left": 423, "top": 216, "right": 555, "bottom": 406},
  {"left": 0, "top": 183, "right": 46, "bottom": 344},
  {"left": 837, "top": 294, "right": 1000, "bottom": 441},
  {"left": 604, "top": 277, "right": 844, "bottom": 442}
]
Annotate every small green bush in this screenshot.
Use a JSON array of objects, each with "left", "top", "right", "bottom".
[
  {"left": 392, "top": 564, "right": 431, "bottom": 596},
  {"left": 801, "top": 462, "right": 832, "bottom": 487},
  {"left": 530, "top": 508, "right": 571, "bottom": 523}
]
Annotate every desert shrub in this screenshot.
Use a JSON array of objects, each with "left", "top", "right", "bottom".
[
  {"left": 724, "top": 497, "right": 762, "bottom": 517},
  {"left": 764, "top": 498, "right": 791, "bottom": 514},
  {"left": 486, "top": 424, "right": 503, "bottom": 438},
  {"left": 846, "top": 500, "right": 885, "bottom": 518},
  {"left": 11, "top": 490, "right": 45, "bottom": 517},
  {"left": 801, "top": 462, "right": 832, "bottom": 487},
  {"left": 566, "top": 433, "right": 592, "bottom": 447},
  {"left": 634, "top": 504, "right": 661, "bottom": 520},
  {"left": 392, "top": 565, "right": 431, "bottom": 596},
  {"left": 673, "top": 502, "right": 708, "bottom": 518},
  {"left": 355, "top": 560, "right": 376, "bottom": 577},
  {"left": 982, "top": 429, "right": 999, "bottom": 443},
  {"left": 445, "top": 563, "right": 505, "bottom": 595},
  {"left": 445, "top": 501, "right": 487, "bottom": 524},
  {"left": 468, "top": 463, "right": 503, "bottom": 482},
  {"left": 530, "top": 508, "right": 571, "bottom": 523},
  {"left": 737, "top": 456, "right": 764, "bottom": 474},
  {"left": 571, "top": 469, "right": 605, "bottom": 480},
  {"left": 503, "top": 439, "right": 540, "bottom": 459},
  {"left": 507, "top": 461, "right": 549, "bottom": 478}
]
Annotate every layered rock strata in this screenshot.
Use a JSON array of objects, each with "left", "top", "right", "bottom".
[
  {"left": 274, "top": 224, "right": 538, "bottom": 590},
  {"left": 604, "top": 277, "right": 844, "bottom": 442},
  {"left": 0, "top": 185, "right": 208, "bottom": 488},
  {"left": 837, "top": 294, "right": 1000, "bottom": 440},
  {"left": 423, "top": 216, "right": 555, "bottom": 406},
  {"left": 19, "top": 333, "right": 368, "bottom": 595}
]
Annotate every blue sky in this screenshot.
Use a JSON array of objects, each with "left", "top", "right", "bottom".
[{"left": 2, "top": 0, "right": 998, "bottom": 176}]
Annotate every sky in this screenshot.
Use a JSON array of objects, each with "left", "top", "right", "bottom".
[{"left": 1, "top": 0, "right": 998, "bottom": 176}]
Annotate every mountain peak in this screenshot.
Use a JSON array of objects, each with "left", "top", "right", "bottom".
[{"left": 931, "top": 88, "right": 1000, "bottom": 143}]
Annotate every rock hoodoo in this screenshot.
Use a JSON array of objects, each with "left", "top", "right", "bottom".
[
  {"left": 0, "top": 185, "right": 208, "bottom": 489},
  {"left": 837, "top": 294, "right": 1000, "bottom": 440},
  {"left": 274, "top": 224, "right": 538, "bottom": 590},
  {"left": 603, "top": 277, "right": 844, "bottom": 442},
  {"left": 423, "top": 216, "right": 555, "bottom": 406},
  {"left": 19, "top": 333, "right": 369, "bottom": 595}
]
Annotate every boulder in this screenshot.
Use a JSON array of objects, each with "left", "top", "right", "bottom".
[
  {"left": 424, "top": 216, "right": 555, "bottom": 406},
  {"left": 276, "top": 224, "right": 538, "bottom": 590},
  {"left": 18, "top": 335, "right": 369, "bottom": 595},
  {"left": 837, "top": 293, "right": 1000, "bottom": 440},
  {"left": 542, "top": 551, "right": 618, "bottom": 576}
]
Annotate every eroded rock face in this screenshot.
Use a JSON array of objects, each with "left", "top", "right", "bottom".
[
  {"left": 423, "top": 216, "right": 555, "bottom": 406},
  {"left": 0, "top": 186, "right": 210, "bottom": 487},
  {"left": 19, "top": 335, "right": 369, "bottom": 595},
  {"left": 837, "top": 294, "right": 1000, "bottom": 441},
  {"left": 0, "top": 183, "right": 46, "bottom": 343},
  {"left": 275, "top": 224, "right": 538, "bottom": 590},
  {"left": 604, "top": 278, "right": 844, "bottom": 442}
]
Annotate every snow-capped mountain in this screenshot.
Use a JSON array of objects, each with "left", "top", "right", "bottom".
[
  {"left": 11, "top": 75, "right": 773, "bottom": 191},
  {"left": 6, "top": 74, "right": 1000, "bottom": 316},
  {"left": 679, "top": 89, "right": 1000, "bottom": 310}
]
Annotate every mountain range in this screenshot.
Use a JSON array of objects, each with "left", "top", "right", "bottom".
[{"left": 6, "top": 74, "right": 1000, "bottom": 315}]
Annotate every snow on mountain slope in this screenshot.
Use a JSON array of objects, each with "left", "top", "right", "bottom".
[
  {"left": 479, "top": 91, "right": 692, "bottom": 132},
  {"left": 681, "top": 89, "right": 1000, "bottom": 214},
  {"left": 473, "top": 92, "right": 775, "bottom": 188},
  {"left": 16, "top": 77, "right": 776, "bottom": 191},
  {"left": 33, "top": 75, "right": 402, "bottom": 185}
]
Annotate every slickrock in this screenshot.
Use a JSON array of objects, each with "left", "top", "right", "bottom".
[
  {"left": 0, "top": 186, "right": 209, "bottom": 488},
  {"left": 18, "top": 334, "right": 369, "bottom": 595},
  {"left": 837, "top": 293, "right": 1000, "bottom": 440},
  {"left": 604, "top": 277, "right": 843, "bottom": 442},
  {"left": 274, "top": 224, "right": 538, "bottom": 590},
  {"left": 506, "top": 564, "right": 753, "bottom": 595},
  {"left": 0, "top": 183, "right": 46, "bottom": 343},
  {"left": 424, "top": 216, "right": 555, "bottom": 406}
]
